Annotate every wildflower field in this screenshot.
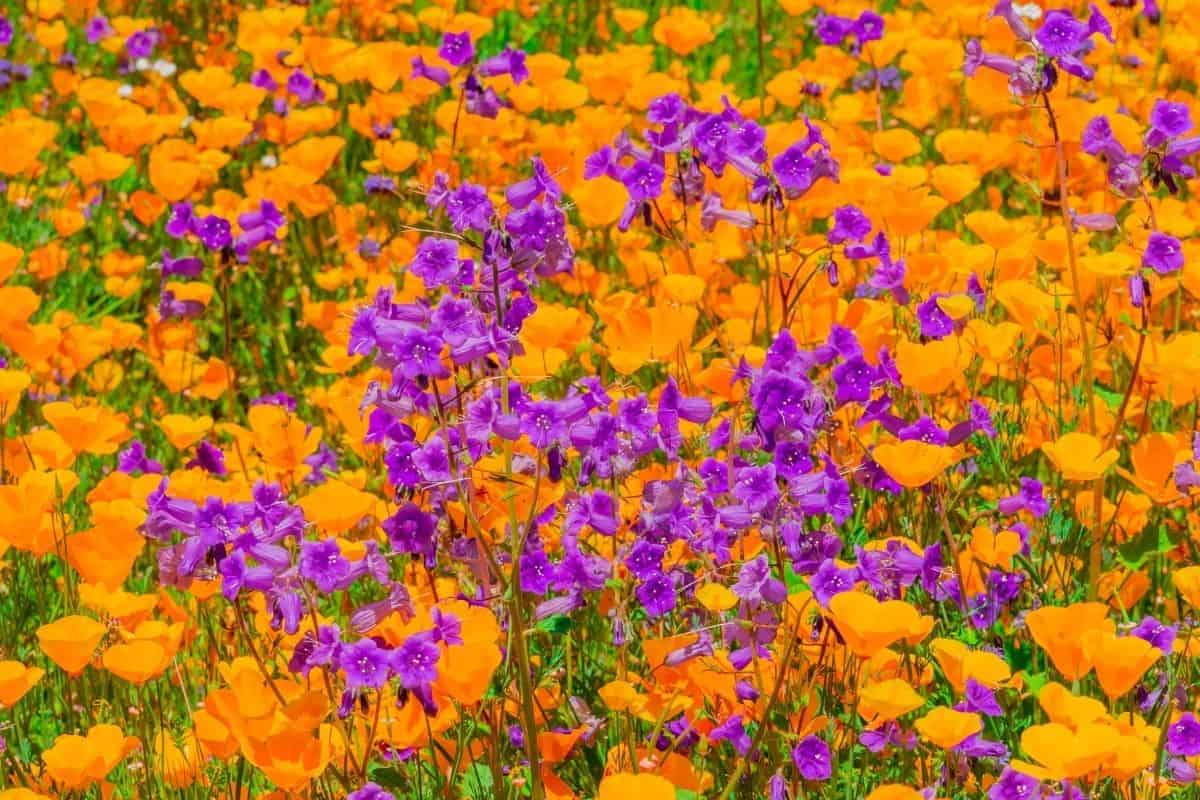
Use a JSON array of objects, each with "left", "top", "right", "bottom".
[{"left": 6, "top": 0, "right": 1200, "bottom": 798}]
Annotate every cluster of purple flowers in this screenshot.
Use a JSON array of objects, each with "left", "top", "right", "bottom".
[
  {"left": 964, "top": 1, "right": 1113, "bottom": 96},
  {"left": 826, "top": 204, "right": 910, "bottom": 304},
  {"left": 156, "top": 200, "right": 285, "bottom": 318},
  {"left": 411, "top": 32, "right": 528, "bottom": 120},
  {"left": 586, "top": 93, "right": 837, "bottom": 232},
  {"left": 813, "top": 8, "right": 885, "bottom": 52},
  {"left": 251, "top": 66, "right": 326, "bottom": 113},
  {"left": 1078, "top": 99, "right": 1200, "bottom": 304},
  {"left": 850, "top": 65, "right": 903, "bottom": 93},
  {"left": 142, "top": 476, "right": 458, "bottom": 715},
  {"left": 1083, "top": 99, "right": 1199, "bottom": 198},
  {"left": 164, "top": 199, "right": 285, "bottom": 261},
  {"left": 0, "top": 57, "right": 31, "bottom": 89}
]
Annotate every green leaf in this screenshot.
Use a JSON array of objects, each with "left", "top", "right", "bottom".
[
  {"left": 537, "top": 615, "right": 573, "bottom": 635},
  {"left": 368, "top": 766, "right": 407, "bottom": 789},
  {"left": 460, "top": 763, "right": 495, "bottom": 800},
  {"left": 1118, "top": 523, "right": 1179, "bottom": 570}
]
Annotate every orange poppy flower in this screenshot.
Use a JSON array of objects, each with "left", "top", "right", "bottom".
[
  {"left": 829, "top": 591, "right": 930, "bottom": 657},
  {"left": 0, "top": 660, "right": 44, "bottom": 707},
  {"left": 37, "top": 615, "right": 106, "bottom": 675},
  {"left": 872, "top": 441, "right": 959, "bottom": 488},
  {"left": 1173, "top": 566, "right": 1200, "bottom": 607},
  {"left": 296, "top": 479, "right": 379, "bottom": 534},
  {"left": 914, "top": 707, "right": 982, "bottom": 749},
  {"left": 41, "top": 401, "right": 130, "bottom": 456},
  {"left": 858, "top": 678, "right": 924, "bottom": 723},
  {"left": 1083, "top": 630, "right": 1161, "bottom": 700},
  {"left": 102, "top": 640, "right": 170, "bottom": 685},
  {"left": 42, "top": 723, "right": 138, "bottom": 790},
  {"left": 865, "top": 785, "right": 924, "bottom": 800},
  {"left": 1037, "top": 682, "right": 1108, "bottom": 729},
  {"left": 930, "top": 638, "right": 1012, "bottom": 693},
  {"left": 1041, "top": 433, "right": 1119, "bottom": 482},
  {"left": 1025, "top": 603, "right": 1112, "bottom": 681},
  {"left": 598, "top": 772, "right": 675, "bottom": 800},
  {"left": 1013, "top": 722, "right": 1119, "bottom": 780}
]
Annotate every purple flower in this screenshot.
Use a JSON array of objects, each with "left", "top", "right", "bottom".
[
  {"left": 1143, "top": 231, "right": 1184, "bottom": 274},
  {"left": 86, "top": 16, "right": 113, "bottom": 44},
  {"left": 709, "top": 714, "right": 753, "bottom": 756},
  {"left": 1036, "top": 10, "right": 1089, "bottom": 57},
  {"left": 832, "top": 356, "right": 877, "bottom": 406},
  {"left": 365, "top": 175, "right": 396, "bottom": 195},
  {"left": 791, "top": 735, "right": 833, "bottom": 781},
  {"left": 811, "top": 558, "right": 858, "bottom": 606},
  {"left": 963, "top": 39, "right": 1019, "bottom": 79},
  {"left": 299, "top": 539, "right": 352, "bottom": 593},
  {"left": 828, "top": 205, "right": 872, "bottom": 244},
  {"left": 520, "top": 401, "right": 566, "bottom": 450},
  {"left": 478, "top": 47, "right": 528, "bottom": 84},
  {"left": 117, "top": 441, "right": 163, "bottom": 475},
  {"left": 782, "top": 524, "right": 842, "bottom": 574},
  {"left": 1177, "top": 461, "right": 1200, "bottom": 491},
  {"left": 194, "top": 214, "right": 232, "bottom": 251},
  {"left": 621, "top": 159, "right": 665, "bottom": 203},
  {"left": 0, "top": 18, "right": 11, "bottom": 48},
  {"left": 217, "top": 550, "right": 274, "bottom": 602},
  {"left": 700, "top": 193, "right": 756, "bottom": 231},
  {"left": 733, "top": 555, "right": 787, "bottom": 607},
  {"left": 773, "top": 144, "right": 818, "bottom": 196},
  {"left": 430, "top": 608, "right": 463, "bottom": 646},
  {"left": 126, "top": 30, "right": 156, "bottom": 60},
  {"left": 464, "top": 73, "right": 507, "bottom": 119},
  {"left": 161, "top": 250, "right": 204, "bottom": 278},
  {"left": 444, "top": 183, "right": 494, "bottom": 233},
  {"left": 1131, "top": 616, "right": 1177, "bottom": 655},
  {"left": 159, "top": 290, "right": 205, "bottom": 320},
  {"left": 339, "top": 638, "right": 391, "bottom": 692},
  {"left": 997, "top": 477, "right": 1049, "bottom": 518},
  {"left": 916, "top": 295, "right": 955, "bottom": 339},
  {"left": 165, "top": 202, "right": 194, "bottom": 238},
  {"left": 963, "top": 678, "right": 1003, "bottom": 716},
  {"left": 1167, "top": 713, "right": 1200, "bottom": 757},
  {"left": 732, "top": 464, "right": 779, "bottom": 514},
  {"left": 391, "top": 633, "right": 440, "bottom": 689},
  {"left": 900, "top": 417, "right": 949, "bottom": 446},
  {"left": 1148, "top": 99, "right": 1193, "bottom": 146},
  {"left": 187, "top": 440, "right": 227, "bottom": 476},
  {"left": 1170, "top": 757, "right": 1198, "bottom": 783},
  {"left": 1071, "top": 210, "right": 1119, "bottom": 232},
  {"left": 815, "top": 14, "right": 854, "bottom": 46},
  {"left": 988, "top": 768, "right": 1042, "bottom": 800},
  {"left": 438, "top": 32, "right": 474, "bottom": 67},
  {"left": 1130, "top": 273, "right": 1147, "bottom": 309},
  {"left": 287, "top": 70, "right": 322, "bottom": 104},
  {"left": 410, "top": 237, "right": 464, "bottom": 287},
  {"left": 506, "top": 158, "right": 561, "bottom": 210},
  {"left": 411, "top": 56, "right": 450, "bottom": 86},
  {"left": 637, "top": 571, "right": 677, "bottom": 618},
  {"left": 348, "top": 783, "right": 396, "bottom": 800},
  {"left": 854, "top": 10, "right": 885, "bottom": 43},
  {"left": 384, "top": 503, "right": 437, "bottom": 560}
]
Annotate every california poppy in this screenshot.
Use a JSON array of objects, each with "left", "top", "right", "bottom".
[{"left": 37, "top": 615, "right": 106, "bottom": 676}]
